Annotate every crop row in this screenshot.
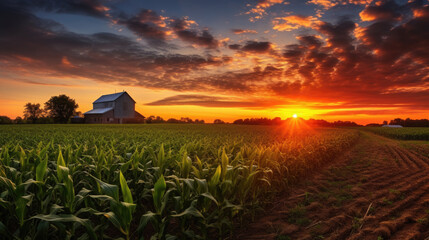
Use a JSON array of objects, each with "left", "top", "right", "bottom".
[
  {"left": 0, "top": 125, "right": 359, "bottom": 239},
  {"left": 362, "top": 127, "right": 429, "bottom": 140}
]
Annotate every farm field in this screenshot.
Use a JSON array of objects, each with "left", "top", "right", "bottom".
[
  {"left": 0, "top": 124, "right": 359, "bottom": 239},
  {"left": 362, "top": 127, "right": 429, "bottom": 140},
  {"left": 236, "top": 131, "right": 429, "bottom": 240}
]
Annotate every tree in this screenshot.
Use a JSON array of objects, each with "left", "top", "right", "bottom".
[
  {"left": 0, "top": 116, "right": 12, "bottom": 124},
  {"left": 213, "top": 119, "right": 225, "bottom": 124},
  {"left": 44, "top": 94, "right": 78, "bottom": 123},
  {"left": 14, "top": 117, "right": 25, "bottom": 124},
  {"left": 23, "top": 103, "right": 43, "bottom": 123}
]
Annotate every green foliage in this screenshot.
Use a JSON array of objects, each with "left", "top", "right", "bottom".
[
  {"left": 0, "top": 124, "right": 359, "bottom": 239},
  {"left": 363, "top": 127, "right": 429, "bottom": 140}
]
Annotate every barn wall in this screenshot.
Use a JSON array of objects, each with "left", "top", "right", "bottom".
[
  {"left": 113, "top": 94, "right": 135, "bottom": 118},
  {"left": 93, "top": 102, "right": 114, "bottom": 109},
  {"left": 84, "top": 110, "right": 114, "bottom": 123}
]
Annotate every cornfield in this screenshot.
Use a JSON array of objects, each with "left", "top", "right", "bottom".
[
  {"left": 0, "top": 124, "right": 359, "bottom": 239},
  {"left": 362, "top": 127, "right": 429, "bottom": 140}
]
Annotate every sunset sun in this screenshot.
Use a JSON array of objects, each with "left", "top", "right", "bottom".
[{"left": 293, "top": 114, "right": 298, "bottom": 118}]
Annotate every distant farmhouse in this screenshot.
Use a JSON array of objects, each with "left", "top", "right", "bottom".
[
  {"left": 382, "top": 125, "right": 403, "bottom": 128},
  {"left": 83, "top": 92, "right": 144, "bottom": 123}
]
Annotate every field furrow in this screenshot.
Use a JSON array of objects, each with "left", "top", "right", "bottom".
[{"left": 235, "top": 132, "right": 429, "bottom": 240}]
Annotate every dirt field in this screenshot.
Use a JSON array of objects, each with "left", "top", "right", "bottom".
[{"left": 235, "top": 132, "right": 429, "bottom": 240}]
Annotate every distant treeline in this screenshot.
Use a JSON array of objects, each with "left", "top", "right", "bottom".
[
  {"left": 145, "top": 116, "right": 206, "bottom": 124},
  {"left": 233, "top": 117, "right": 360, "bottom": 127},
  {"left": 366, "top": 118, "right": 429, "bottom": 127}
]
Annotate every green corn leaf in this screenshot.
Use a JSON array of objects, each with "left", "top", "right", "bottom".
[
  {"left": 200, "top": 192, "right": 219, "bottom": 206},
  {"left": 137, "top": 211, "right": 156, "bottom": 234},
  {"left": 210, "top": 165, "right": 221, "bottom": 187},
  {"left": 171, "top": 205, "right": 204, "bottom": 218},
  {"left": 31, "top": 214, "right": 97, "bottom": 240},
  {"left": 104, "top": 211, "right": 126, "bottom": 235},
  {"left": 57, "top": 149, "right": 66, "bottom": 181},
  {"left": 15, "top": 195, "right": 32, "bottom": 226},
  {"left": 221, "top": 149, "right": 229, "bottom": 179},
  {"left": 153, "top": 174, "right": 166, "bottom": 213},
  {"left": 36, "top": 156, "right": 48, "bottom": 182},
  {"left": 119, "top": 171, "right": 133, "bottom": 204},
  {"left": 91, "top": 176, "right": 119, "bottom": 201}
]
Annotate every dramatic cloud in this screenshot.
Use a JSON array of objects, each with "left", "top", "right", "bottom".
[
  {"left": 171, "top": 18, "right": 219, "bottom": 48},
  {"left": 308, "top": 0, "right": 374, "bottom": 10},
  {"left": 119, "top": 9, "right": 169, "bottom": 44},
  {"left": 359, "top": 0, "right": 404, "bottom": 21},
  {"left": 5, "top": 0, "right": 110, "bottom": 18},
  {"left": 228, "top": 41, "right": 273, "bottom": 54},
  {"left": 273, "top": 15, "right": 320, "bottom": 31},
  {"left": 0, "top": 2, "right": 228, "bottom": 92},
  {"left": 246, "top": 0, "right": 288, "bottom": 21},
  {"left": 232, "top": 29, "right": 258, "bottom": 34},
  {"left": 1, "top": 0, "right": 429, "bottom": 117},
  {"left": 146, "top": 94, "right": 282, "bottom": 108}
]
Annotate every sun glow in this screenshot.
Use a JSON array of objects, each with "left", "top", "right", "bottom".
[{"left": 293, "top": 114, "right": 298, "bottom": 118}]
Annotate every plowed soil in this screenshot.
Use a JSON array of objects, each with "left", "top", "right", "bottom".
[{"left": 234, "top": 132, "right": 429, "bottom": 240}]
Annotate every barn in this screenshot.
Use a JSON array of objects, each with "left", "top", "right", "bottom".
[
  {"left": 84, "top": 92, "right": 144, "bottom": 123},
  {"left": 382, "top": 125, "right": 403, "bottom": 128}
]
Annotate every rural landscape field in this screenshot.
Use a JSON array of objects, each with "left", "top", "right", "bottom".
[
  {"left": 1, "top": 0, "right": 429, "bottom": 239},
  {"left": 0, "top": 124, "right": 428, "bottom": 239}
]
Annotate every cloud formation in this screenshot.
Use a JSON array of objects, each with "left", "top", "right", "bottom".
[
  {"left": 232, "top": 29, "right": 258, "bottom": 34},
  {"left": 146, "top": 94, "right": 282, "bottom": 108},
  {"left": 171, "top": 18, "right": 219, "bottom": 48},
  {"left": 235, "top": 41, "right": 273, "bottom": 53},
  {"left": 308, "top": 0, "right": 374, "bottom": 10},
  {"left": 246, "top": 0, "right": 287, "bottom": 21},
  {"left": 5, "top": 0, "right": 110, "bottom": 17},
  {"left": 273, "top": 15, "right": 320, "bottom": 31},
  {"left": 119, "top": 9, "right": 169, "bottom": 45},
  {"left": 1, "top": 0, "right": 429, "bottom": 115}
]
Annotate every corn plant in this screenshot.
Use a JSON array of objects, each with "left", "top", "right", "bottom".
[{"left": 0, "top": 124, "right": 359, "bottom": 239}]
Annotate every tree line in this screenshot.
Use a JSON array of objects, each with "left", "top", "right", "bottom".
[
  {"left": 0, "top": 94, "right": 78, "bottom": 124},
  {"left": 233, "top": 117, "right": 360, "bottom": 127},
  {"left": 366, "top": 118, "right": 429, "bottom": 127}
]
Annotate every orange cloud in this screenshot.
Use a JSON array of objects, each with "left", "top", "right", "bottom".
[
  {"left": 61, "top": 56, "right": 75, "bottom": 68},
  {"left": 232, "top": 29, "right": 258, "bottom": 34},
  {"left": 308, "top": 0, "right": 374, "bottom": 9},
  {"left": 246, "top": 0, "right": 288, "bottom": 21},
  {"left": 273, "top": 15, "right": 320, "bottom": 31}
]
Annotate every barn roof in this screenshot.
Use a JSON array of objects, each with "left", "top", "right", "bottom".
[
  {"left": 83, "top": 107, "right": 113, "bottom": 115},
  {"left": 93, "top": 91, "right": 135, "bottom": 103}
]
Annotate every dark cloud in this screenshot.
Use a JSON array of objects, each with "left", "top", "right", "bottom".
[
  {"left": 119, "top": 9, "right": 167, "bottom": 42},
  {"left": 242, "top": 41, "right": 272, "bottom": 53},
  {"left": 228, "top": 44, "right": 241, "bottom": 50},
  {"left": 272, "top": 1, "right": 429, "bottom": 110},
  {"left": 228, "top": 41, "right": 273, "bottom": 54},
  {"left": 0, "top": 1, "right": 228, "bottom": 92},
  {"left": 171, "top": 18, "right": 219, "bottom": 49},
  {"left": 146, "top": 94, "right": 281, "bottom": 108},
  {"left": 4, "top": 0, "right": 109, "bottom": 18},
  {"left": 360, "top": 0, "right": 404, "bottom": 22}
]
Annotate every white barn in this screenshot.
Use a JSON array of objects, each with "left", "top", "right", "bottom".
[
  {"left": 382, "top": 125, "right": 403, "bottom": 128},
  {"left": 84, "top": 92, "right": 143, "bottom": 123}
]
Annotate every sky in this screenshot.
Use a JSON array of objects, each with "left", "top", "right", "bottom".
[{"left": 0, "top": 0, "right": 428, "bottom": 124}]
